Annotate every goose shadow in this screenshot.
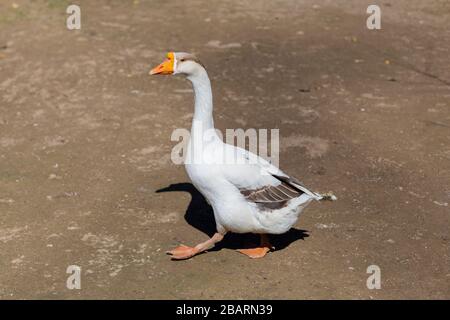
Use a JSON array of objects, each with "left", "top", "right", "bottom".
[{"left": 156, "top": 182, "right": 309, "bottom": 252}]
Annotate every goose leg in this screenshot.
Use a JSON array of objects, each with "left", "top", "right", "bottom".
[
  {"left": 167, "top": 232, "right": 224, "bottom": 260},
  {"left": 237, "top": 234, "right": 273, "bottom": 259}
]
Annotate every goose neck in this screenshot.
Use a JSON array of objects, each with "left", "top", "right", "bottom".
[{"left": 188, "top": 71, "right": 214, "bottom": 132}]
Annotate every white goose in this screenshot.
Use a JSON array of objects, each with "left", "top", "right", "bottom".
[{"left": 150, "top": 52, "right": 336, "bottom": 260}]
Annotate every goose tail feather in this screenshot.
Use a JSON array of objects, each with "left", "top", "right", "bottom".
[{"left": 314, "top": 192, "right": 338, "bottom": 201}]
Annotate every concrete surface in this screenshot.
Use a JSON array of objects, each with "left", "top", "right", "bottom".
[{"left": 0, "top": 0, "right": 449, "bottom": 299}]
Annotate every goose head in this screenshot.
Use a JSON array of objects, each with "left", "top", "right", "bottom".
[{"left": 150, "top": 52, "right": 205, "bottom": 77}]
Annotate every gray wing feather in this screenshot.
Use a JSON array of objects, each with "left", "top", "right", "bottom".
[{"left": 239, "top": 174, "right": 313, "bottom": 210}]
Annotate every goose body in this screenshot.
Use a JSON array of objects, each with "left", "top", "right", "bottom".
[
  {"left": 150, "top": 52, "right": 335, "bottom": 259},
  {"left": 186, "top": 141, "right": 317, "bottom": 235}
]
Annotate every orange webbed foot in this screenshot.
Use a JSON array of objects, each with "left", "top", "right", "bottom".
[
  {"left": 166, "top": 245, "right": 198, "bottom": 260},
  {"left": 237, "top": 247, "right": 271, "bottom": 259},
  {"left": 237, "top": 234, "right": 273, "bottom": 259}
]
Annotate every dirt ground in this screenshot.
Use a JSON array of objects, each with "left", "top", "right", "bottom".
[{"left": 0, "top": 0, "right": 449, "bottom": 299}]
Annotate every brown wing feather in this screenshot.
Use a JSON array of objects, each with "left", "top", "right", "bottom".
[
  {"left": 272, "top": 174, "right": 317, "bottom": 197},
  {"left": 240, "top": 179, "right": 305, "bottom": 210}
]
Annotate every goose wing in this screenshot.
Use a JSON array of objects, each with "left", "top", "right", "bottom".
[{"left": 218, "top": 144, "right": 321, "bottom": 210}]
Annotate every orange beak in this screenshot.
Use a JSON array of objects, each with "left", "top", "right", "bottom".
[{"left": 150, "top": 52, "right": 175, "bottom": 75}]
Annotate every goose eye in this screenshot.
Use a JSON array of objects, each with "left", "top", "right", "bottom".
[{"left": 180, "top": 59, "right": 185, "bottom": 62}]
